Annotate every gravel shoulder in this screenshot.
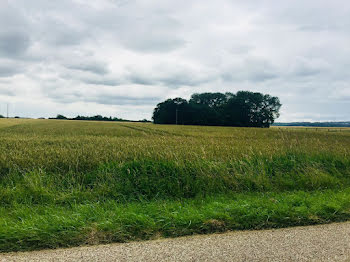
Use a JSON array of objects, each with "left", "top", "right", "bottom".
[{"left": 1, "top": 222, "right": 350, "bottom": 262}]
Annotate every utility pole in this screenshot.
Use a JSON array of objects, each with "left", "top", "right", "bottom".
[
  {"left": 7, "top": 103, "right": 9, "bottom": 118},
  {"left": 175, "top": 108, "right": 178, "bottom": 125}
]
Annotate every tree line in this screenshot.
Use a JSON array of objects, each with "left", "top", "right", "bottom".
[
  {"left": 152, "top": 91, "right": 281, "bottom": 127},
  {"left": 50, "top": 115, "right": 150, "bottom": 122}
]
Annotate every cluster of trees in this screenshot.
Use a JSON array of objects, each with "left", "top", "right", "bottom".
[
  {"left": 152, "top": 91, "right": 281, "bottom": 127},
  {"left": 50, "top": 114, "right": 150, "bottom": 122}
]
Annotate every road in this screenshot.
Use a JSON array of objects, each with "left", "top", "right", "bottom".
[{"left": 1, "top": 222, "right": 350, "bottom": 261}]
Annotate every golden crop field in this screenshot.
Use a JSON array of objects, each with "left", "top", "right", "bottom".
[{"left": 0, "top": 119, "right": 349, "bottom": 173}]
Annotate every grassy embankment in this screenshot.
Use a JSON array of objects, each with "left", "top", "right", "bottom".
[{"left": 0, "top": 119, "right": 350, "bottom": 252}]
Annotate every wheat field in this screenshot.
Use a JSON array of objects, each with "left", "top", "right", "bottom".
[{"left": 1, "top": 119, "right": 350, "bottom": 252}]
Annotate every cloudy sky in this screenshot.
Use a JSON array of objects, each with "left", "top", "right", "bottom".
[{"left": 0, "top": 0, "right": 349, "bottom": 121}]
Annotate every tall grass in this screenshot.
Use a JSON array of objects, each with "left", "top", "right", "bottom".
[{"left": 1, "top": 154, "right": 349, "bottom": 206}]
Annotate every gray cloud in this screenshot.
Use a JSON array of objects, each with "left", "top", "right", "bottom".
[
  {"left": 83, "top": 78, "right": 121, "bottom": 86},
  {"left": 115, "top": 16, "right": 186, "bottom": 53},
  {"left": 126, "top": 63, "right": 215, "bottom": 87},
  {"left": 221, "top": 58, "right": 280, "bottom": 83},
  {"left": 84, "top": 95, "right": 161, "bottom": 106},
  {"left": 0, "top": 31, "right": 30, "bottom": 58},
  {"left": 42, "top": 83, "right": 161, "bottom": 106},
  {"left": 0, "top": 87, "right": 15, "bottom": 96},
  {"left": 89, "top": 6, "right": 187, "bottom": 53},
  {"left": 0, "top": 66, "right": 21, "bottom": 78},
  {"left": 127, "top": 73, "right": 196, "bottom": 87},
  {"left": 44, "top": 27, "right": 87, "bottom": 47},
  {"left": 0, "top": 60, "right": 25, "bottom": 77},
  {"left": 64, "top": 61, "right": 109, "bottom": 75}
]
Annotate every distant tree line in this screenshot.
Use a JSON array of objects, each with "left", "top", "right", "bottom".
[
  {"left": 0, "top": 115, "right": 25, "bottom": 119},
  {"left": 49, "top": 114, "right": 150, "bottom": 122},
  {"left": 273, "top": 122, "right": 350, "bottom": 127},
  {"left": 152, "top": 91, "right": 281, "bottom": 127}
]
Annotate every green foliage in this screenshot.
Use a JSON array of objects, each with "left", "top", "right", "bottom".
[{"left": 152, "top": 91, "right": 281, "bottom": 127}]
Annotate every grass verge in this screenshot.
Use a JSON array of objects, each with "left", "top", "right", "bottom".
[{"left": 1, "top": 189, "right": 350, "bottom": 252}]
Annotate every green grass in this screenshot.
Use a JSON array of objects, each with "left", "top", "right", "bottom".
[
  {"left": 2, "top": 190, "right": 350, "bottom": 252},
  {"left": 1, "top": 155, "right": 350, "bottom": 206},
  {"left": 1, "top": 119, "right": 350, "bottom": 252}
]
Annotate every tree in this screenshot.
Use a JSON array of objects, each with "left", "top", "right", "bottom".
[
  {"left": 152, "top": 98, "right": 189, "bottom": 124},
  {"left": 0, "top": 115, "right": 4, "bottom": 118},
  {"left": 189, "top": 92, "right": 228, "bottom": 108},
  {"left": 56, "top": 114, "right": 67, "bottom": 120},
  {"left": 230, "top": 91, "right": 281, "bottom": 127},
  {"left": 152, "top": 91, "right": 281, "bottom": 127}
]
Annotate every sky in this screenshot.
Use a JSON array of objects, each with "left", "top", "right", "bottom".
[{"left": 0, "top": 0, "right": 349, "bottom": 122}]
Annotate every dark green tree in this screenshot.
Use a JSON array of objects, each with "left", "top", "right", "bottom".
[
  {"left": 152, "top": 98, "right": 189, "bottom": 124},
  {"left": 228, "top": 91, "right": 281, "bottom": 127},
  {"left": 189, "top": 92, "right": 228, "bottom": 108},
  {"left": 56, "top": 114, "right": 67, "bottom": 120},
  {"left": 152, "top": 91, "right": 281, "bottom": 127}
]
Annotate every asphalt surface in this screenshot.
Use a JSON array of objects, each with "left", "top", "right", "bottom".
[{"left": 1, "top": 222, "right": 350, "bottom": 262}]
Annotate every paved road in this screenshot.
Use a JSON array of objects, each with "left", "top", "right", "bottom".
[{"left": 1, "top": 222, "right": 350, "bottom": 262}]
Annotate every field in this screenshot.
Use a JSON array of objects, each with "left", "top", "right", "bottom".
[{"left": 1, "top": 119, "right": 350, "bottom": 252}]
